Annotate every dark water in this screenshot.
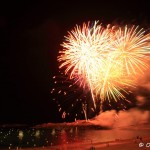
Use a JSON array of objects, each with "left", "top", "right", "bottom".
[{"left": 0, "top": 125, "right": 150, "bottom": 149}]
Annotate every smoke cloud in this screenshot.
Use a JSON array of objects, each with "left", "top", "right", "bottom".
[
  {"left": 90, "top": 69, "right": 150, "bottom": 128},
  {"left": 90, "top": 109, "right": 150, "bottom": 128}
]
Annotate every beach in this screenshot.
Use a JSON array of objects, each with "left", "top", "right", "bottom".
[{"left": 4, "top": 136, "right": 150, "bottom": 150}]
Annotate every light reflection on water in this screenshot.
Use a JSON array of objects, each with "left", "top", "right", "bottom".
[{"left": 0, "top": 125, "right": 150, "bottom": 149}]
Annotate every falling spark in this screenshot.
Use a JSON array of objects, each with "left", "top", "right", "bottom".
[{"left": 62, "top": 111, "right": 66, "bottom": 119}]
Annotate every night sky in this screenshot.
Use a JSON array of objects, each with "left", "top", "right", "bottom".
[{"left": 1, "top": 1, "right": 150, "bottom": 125}]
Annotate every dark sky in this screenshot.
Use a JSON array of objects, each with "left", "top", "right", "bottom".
[{"left": 0, "top": 0, "right": 150, "bottom": 125}]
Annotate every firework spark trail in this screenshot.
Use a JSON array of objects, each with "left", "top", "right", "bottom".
[{"left": 57, "top": 21, "right": 150, "bottom": 112}]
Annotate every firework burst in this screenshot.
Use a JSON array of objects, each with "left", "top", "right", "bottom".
[
  {"left": 57, "top": 21, "right": 150, "bottom": 113},
  {"left": 110, "top": 25, "right": 150, "bottom": 76},
  {"left": 96, "top": 25, "right": 150, "bottom": 102},
  {"left": 58, "top": 21, "right": 112, "bottom": 107}
]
